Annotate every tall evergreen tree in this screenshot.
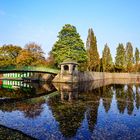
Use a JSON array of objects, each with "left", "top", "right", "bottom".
[
  {"left": 102, "top": 44, "right": 113, "bottom": 72},
  {"left": 134, "top": 47, "right": 139, "bottom": 72},
  {"left": 115, "top": 43, "right": 125, "bottom": 72},
  {"left": 86, "top": 28, "right": 100, "bottom": 71},
  {"left": 51, "top": 24, "right": 87, "bottom": 68},
  {"left": 125, "top": 42, "right": 133, "bottom": 72},
  {"left": 135, "top": 47, "right": 139, "bottom": 64}
]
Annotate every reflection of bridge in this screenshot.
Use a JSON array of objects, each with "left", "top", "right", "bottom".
[
  {"left": 0, "top": 80, "right": 57, "bottom": 102},
  {"left": 1, "top": 80, "right": 33, "bottom": 89}
]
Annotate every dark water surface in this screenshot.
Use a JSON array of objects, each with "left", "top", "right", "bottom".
[{"left": 0, "top": 79, "right": 140, "bottom": 140}]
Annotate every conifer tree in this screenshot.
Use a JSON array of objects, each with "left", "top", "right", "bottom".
[
  {"left": 135, "top": 47, "right": 139, "bottom": 64},
  {"left": 86, "top": 28, "right": 100, "bottom": 71},
  {"left": 125, "top": 42, "right": 133, "bottom": 72},
  {"left": 51, "top": 24, "right": 87, "bottom": 68},
  {"left": 102, "top": 44, "right": 113, "bottom": 72},
  {"left": 115, "top": 43, "right": 125, "bottom": 72},
  {"left": 134, "top": 47, "right": 139, "bottom": 72}
]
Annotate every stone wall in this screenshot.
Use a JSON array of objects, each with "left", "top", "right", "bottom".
[
  {"left": 53, "top": 72, "right": 140, "bottom": 83},
  {"left": 78, "top": 72, "right": 140, "bottom": 82}
]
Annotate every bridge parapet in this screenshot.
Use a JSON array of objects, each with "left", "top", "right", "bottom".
[{"left": 0, "top": 66, "right": 59, "bottom": 74}]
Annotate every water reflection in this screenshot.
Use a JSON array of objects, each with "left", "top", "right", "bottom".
[
  {"left": 0, "top": 79, "right": 140, "bottom": 139},
  {"left": 0, "top": 80, "right": 56, "bottom": 100},
  {"left": 0, "top": 97, "right": 46, "bottom": 119},
  {"left": 0, "top": 80, "right": 56, "bottom": 119},
  {"left": 114, "top": 84, "right": 140, "bottom": 115},
  {"left": 50, "top": 81, "right": 140, "bottom": 139}
]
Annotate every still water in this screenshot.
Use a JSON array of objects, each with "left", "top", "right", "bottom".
[{"left": 0, "top": 79, "right": 140, "bottom": 140}]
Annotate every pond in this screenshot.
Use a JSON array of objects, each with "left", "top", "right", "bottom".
[{"left": 0, "top": 79, "right": 140, "bottom": 139}]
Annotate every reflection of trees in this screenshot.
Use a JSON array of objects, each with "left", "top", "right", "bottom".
[
  {"left": 115, "top": 84, "right": 135, "bottom": 115},
  {"left": 49, "top": 83, "right": 140, "bottom": 138},
  {"left": 100, "top": 85, "right": 113, "bottom": 113},
  {"left": 115, "top": 84, "right": 127, "bottom": 113},
  {"left": 127, "top": 85, "right": 134, "bottom": 115},
  {"left": 136, "top": 84, "right": 140, "bottom": 109},
  {"left": 0, "top": 82, "right": 56, "bottom": 118},
  {"left": 18, "top": 99, "right": 45, "bottom": 119},
  {"left": 0, "top": 88, "right": 35, "bottom": 99},
  {"left": 86, "top": 89, "right": 100, "bottom": 132},
  {"left": 1, "top": 79, "right": 140, "bottom": 139},
  {"left": 48, "top": 93, "right": 86, "bottom": 138},
  {"left": 48, "top": 87, "right": 100, "bottom": 137},
  {"left": 0, "top": 98, "right": 45, "bottom": 119}
]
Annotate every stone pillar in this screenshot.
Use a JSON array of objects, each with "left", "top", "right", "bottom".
[
  {"left": 68, "top": 92, "right": 72, "bottom": 102},
  {"left": 75, "top": 65, "right": 78, "bottom": 71},
  {"left": 60, "top": 91, "right": 64, "bottom": 101},
  {"left": 69, "top": 64, "right": 73, "bottom": 75},
  {"left": 61, "top": 65, "right": 64, "bottom": 74}
]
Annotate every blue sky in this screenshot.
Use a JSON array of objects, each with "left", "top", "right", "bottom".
[{"left": 0, "top": 0, "right": 140, "bottom": 58}]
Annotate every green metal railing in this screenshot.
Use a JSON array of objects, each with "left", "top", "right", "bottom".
[{"left": 0, "top": 66, "right": 59, "bottom": 74}]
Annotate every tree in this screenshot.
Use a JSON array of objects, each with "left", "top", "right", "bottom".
[
  {"left": 102, "top": 44, "right": 113, "bottom": 72},
  {"left": 125, "top": 42, "right": 133, "bottom": 72},
  {"left": 0, "top": 44, "right": 22, "bottom": 68},
  {"left": 135, "top": 48, "right": 139, "bottom": 64},
  {"left": 115, "top": 43, "right": 125, "bottom": 72},
  {"left": 16, "top": 42, "right": 46, "bottom": 66},
  {"left": 86, "top": 28, "right": 100, "bottom": 71},
  {"left": 45, "top": 53, "right": 55, "bottom": 68},
  {"left": 134, "top": 47, "right": 139, "bottom": 72},
  {"left": 16, "top": 49, "right": 34, "bottom": 66},
  {"left": 50, "top": 24, "right": 87, "bottom": 69}
]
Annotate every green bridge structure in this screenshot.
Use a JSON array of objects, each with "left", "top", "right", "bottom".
[
  {"left": 0, "top": 66, "right": 59, "bottom": 74},
  {"left": 0, "top": 66, "right": 59, "bottom": 80}
]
